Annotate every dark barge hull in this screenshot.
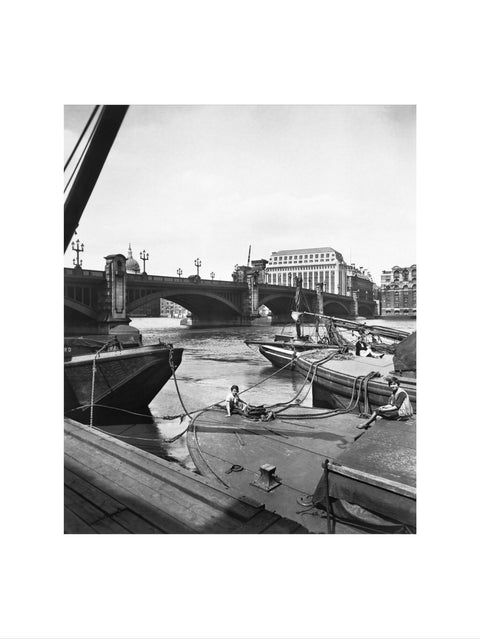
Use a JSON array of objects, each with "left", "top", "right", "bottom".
[
  {"left": 64, "top": 345, "right": 183, "bottom": 415},
  {"left": 256, "top": 343, "right": 416, "bottom": 414},
  {"left": 295, "top": 351, "right": 416, "bottom": 413}
]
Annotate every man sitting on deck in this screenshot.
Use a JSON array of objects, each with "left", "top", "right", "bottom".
[
  {"left": 356, "top": 376, "right": 413, "bottom": 430},
  {"left": 225, "top": 385, "right": 247, "bottom": 417},
  {"left": 361, "top": 344, "right": 384, "bottom": 359}
]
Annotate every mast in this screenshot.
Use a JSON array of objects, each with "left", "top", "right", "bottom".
[
  {"left": 247, "top": 244, "right": 251, "bottom": 267},
  {"left": 294, "top": 275, "right": 303, "bottom": 337},
  {"left": 64, "top": 105, "right": 129, "bottom": 252}
]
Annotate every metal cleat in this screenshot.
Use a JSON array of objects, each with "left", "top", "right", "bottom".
[{"left": 251, "top": 463, "right": 281, "bottom": 492}]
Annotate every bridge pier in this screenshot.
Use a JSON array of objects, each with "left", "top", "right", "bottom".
[
  {"left": 189, "top": 314, "right": 254, "bottom": 328},
  {"left": 80, "top": 253, "right": 139, "bottom": 339}
]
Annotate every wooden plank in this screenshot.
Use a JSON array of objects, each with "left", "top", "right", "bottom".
[
  {"left": 70, "top": 433, "right": 261, "bottom": 525},
  {"left": 65, "top": 467, "right": 124, "bottom": 515},
  {"left": 262, "top": 518, "right": 308, "bottom": 534},
  {"left": 232, "top": 510, "right": 281, "bottom": 534},
  {"left": 65, "top": 422, "right": 261, "bottom": 522},
  {"left": 90, "top": 516, "right": 130, "bottom": 534},
  {"left": 64, "top": 507, "right": 97, "bottom": 534},
  {"left": 111, "top": 510, "right": 165, "bottom": 534},
  {"left": 66, "top": 454, "right": 193, "bottom": 533},
  {"left": 64, "top": 486, "right": 129, "bottom": 533},
  {"left": 64, "top": 485, "right": 108, "bottom": 524},
  {"left": 65, "top": 445, "right": 241, "bottom": 533},
  {"left": 65, "top": 449, "right": 207, "bottom": 532}
]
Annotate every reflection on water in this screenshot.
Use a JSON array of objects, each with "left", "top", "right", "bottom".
[{"left": 91, "top": 316, "right": 416, "bottom": 470}]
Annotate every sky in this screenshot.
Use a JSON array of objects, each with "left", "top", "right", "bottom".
[{"left": 64, "top": 105, "right": 415, "bottom": 283}]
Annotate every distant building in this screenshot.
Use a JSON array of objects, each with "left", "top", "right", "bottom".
[
  {"left": 380, "top": 264, "right": 416, "bottom": 315},
  {"left": 346, "top": 263, "right": 376, "bottom": 306},
  {"left": 129, "top": 297, "right": 187, "bottom": 318},
  {"left": 264, "top": 247, "right": 348, "bottom": 294},
  {"left": 159, "top": 299, "right": 187, "bottom": 318},
  {"left": 232, "top": 259, "right": 268, "bottom": 283}
]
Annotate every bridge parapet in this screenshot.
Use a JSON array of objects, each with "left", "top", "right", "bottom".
[{"left": 64, "top": 268, "right": 105, "bottom": 279}]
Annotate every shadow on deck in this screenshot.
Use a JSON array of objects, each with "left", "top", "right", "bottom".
[{"left": 64, "top": 419, "right": 309, "bottom": 534}]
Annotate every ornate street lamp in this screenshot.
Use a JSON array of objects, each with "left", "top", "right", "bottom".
[
  {"left": 140, "top": 250, "right": 149, "bottom": 274},
  {"left": 210, "top": 271, "right": 215, "bottom": 280},
  {"left": 194, "top": 258, "right": 202, "bottom": 278},
  {"left": 177, "top": 268, "right": 183, "bottom": 277},
  {"left": 72, "top": 239, "right": 84, "bottom": 267}
]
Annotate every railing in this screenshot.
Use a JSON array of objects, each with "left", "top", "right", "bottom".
[
  {"left": 64, "top": 268, "right": 104, "bottom": 278},
  {"left": 126, "top": 274, "right": 242, "bottom": 286}
]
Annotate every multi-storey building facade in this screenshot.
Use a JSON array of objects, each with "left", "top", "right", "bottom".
[
  {"left": 159, "top": 299, "right": 187, "bottom": 318},
  {"left": 346, "top": 263, "right": 376, "bottom": 304},
  {"left": 380, "top": 264, "right": 416, "bottom": 315},
  {"left": 264, "top": 247, "right": 348, "bottom": 294}
]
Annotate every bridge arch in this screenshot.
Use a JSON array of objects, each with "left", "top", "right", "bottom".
[
  {"left": 323, "top": 301, "right": 350, "bottom": 317},
  {"left": 127, "top": 288, "right": 244, "bottom": 321},
  {"left": 357, "top": 303, "right": 375, "bottom": 318},
  {"left": 64, "top": 298, "right": 98, "bottom": 320}
]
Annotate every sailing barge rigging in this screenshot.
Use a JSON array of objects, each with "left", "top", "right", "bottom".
[{"left": 245, "top": 273, "right": 416, "bottom": 414}]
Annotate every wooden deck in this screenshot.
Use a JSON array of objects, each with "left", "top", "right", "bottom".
[
  {"left": 187, "top": 406, "right": 373, "bottom": 534},
  {"left": 64, "top": 419, "right": 308, "bottom": 534}
]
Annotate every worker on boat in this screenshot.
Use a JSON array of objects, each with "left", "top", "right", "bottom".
[
  {"left": 356, "top": 376, "right": 413, "bottom": 429},
  {"left": 355, "top": 336, "right": 367, "bottom": 356},
  {"left": 361, "top": 344, "right": 384, "bottom": 359},
  {"left": 225, "top": 385, "right": 247, "bottom": 417}
]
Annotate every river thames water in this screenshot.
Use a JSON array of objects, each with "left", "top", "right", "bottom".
[{"left": 93, "top": 316, "right": 416, "bottom": 471}]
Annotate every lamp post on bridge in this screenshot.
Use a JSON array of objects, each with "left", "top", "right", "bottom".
[
  {"left": 72, "top": 239, "right": 84, "bottom": 267},
  {"left": 210, "top": 271, "right": 215, "bottom": 280},
  {"left": 194, "top": 258, "right": 202, "bottom": 278},
  {"left": 140, "top": 250, "right": 149, "bottom": 274},
  {"left": 177, "top": 268, "right": 183, "bottom": 278}
]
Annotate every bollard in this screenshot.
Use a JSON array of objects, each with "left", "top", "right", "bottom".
[{"left": 251, "top": 463, "right": 281, "bottom": 492}]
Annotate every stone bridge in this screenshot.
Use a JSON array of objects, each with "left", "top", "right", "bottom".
[{"left": 64, "top": 254, "right": 375, "bottom": 335}]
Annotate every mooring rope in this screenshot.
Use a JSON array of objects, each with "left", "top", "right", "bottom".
[
  {"left": 274, "top": 368, "right": 380, "bottom": 420},
  {"left": 66, "top": 403, "right": 157, "bottom": 418},
  {"left": 88, "top": 341, "right": 113, "bottom": 427},
  {"left": 161, "top": 350, "right": 306, "bottom": 422},
  {"left": 191, "top": 411, "right": 230, "bottom": 487}
]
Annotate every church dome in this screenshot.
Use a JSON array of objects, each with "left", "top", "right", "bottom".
[{"left": 126, "top": 243, "right": 140, "bottom": 274}]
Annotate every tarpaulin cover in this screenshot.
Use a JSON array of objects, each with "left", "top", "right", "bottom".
[
  {"left": 313, "top": 419, "right": 416, "bottom": 533},
  {"left": 393, "top": 331, "right": 416, "bottom": 374}
]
